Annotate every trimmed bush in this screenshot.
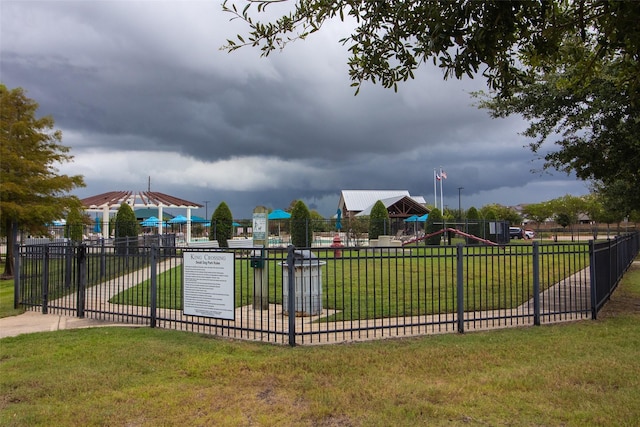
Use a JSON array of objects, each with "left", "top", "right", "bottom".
[
  {"left": 369, "top": 200, "right": 389, "bottom": 239},
  {"left": 466, "top": 206, "right": 481, "bottom": 244},
  {"left": 115, "top": 203, "right": 138, "bottom": 254},
  {"left": 425, "top": 208, "right": 443, "bottom": 245},
  {"left": 291, "top": 200, "right": 312, "bottom": 247},
  {"left": 65, "top": 206, "right": 84, "bottom": 242},
  {"left": 210, "top": 202, "right": 233, "bottom": 248}
]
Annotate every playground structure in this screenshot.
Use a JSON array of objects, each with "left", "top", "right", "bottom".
[{"left": 402, "top": 227, "right": 499, "bottom": 246}]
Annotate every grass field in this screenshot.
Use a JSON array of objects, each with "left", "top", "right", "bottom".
[
  {"left": 1, "top": 260, "right": 638, "bottom": 426},
  {"left": 0, "top": 278, "right": 22, "bottom": 318},
  {"left": 110, "top": 244, "right": 588, "bottom": 321}
]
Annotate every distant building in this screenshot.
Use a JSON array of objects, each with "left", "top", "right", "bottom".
[{"left": 338, "top": 190, "right": 429, "bottom": 220}]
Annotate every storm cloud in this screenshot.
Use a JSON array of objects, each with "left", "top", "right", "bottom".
[{"left": 0, "top": 1, "right": 588, "bottom": 218}]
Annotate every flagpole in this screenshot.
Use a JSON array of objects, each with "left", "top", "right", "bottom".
[
  {"left": 433, "top": 168, "right": 437, "bottom": 210},
  {"left": 440, "top": 166, "right": 444, "bottom": 213}
]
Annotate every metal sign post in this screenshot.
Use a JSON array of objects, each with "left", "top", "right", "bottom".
[{"left": 252, "top": 206, "right": 269, "bottom": 310}]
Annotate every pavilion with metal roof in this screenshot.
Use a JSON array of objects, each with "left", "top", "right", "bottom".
[
  {"left": 81, "top": 191, "right": 203, "bottom": 242},
  {"left": 338, "top": 190, "right": 428, "bottom": 219}
]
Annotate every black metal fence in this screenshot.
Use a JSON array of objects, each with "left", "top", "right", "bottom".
[
  {"left": 13, "top": 232, "right": 639, "bottom": 345},
  {"left": 590, "top": 233, "right": 640, "bottom": 315}
]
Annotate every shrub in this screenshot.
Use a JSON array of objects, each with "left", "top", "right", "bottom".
[
  {"left": 114, "top": 203, "right": 138, "bottom": 254},
  {"left": 210, "top": 202, "right": 233, "bottom": 247},
  {"left": 425, "top": 208, "right": 443, "bottom": 245},
  {"left": 291, "top": 200, "right": 312, "bottom": 247},
  {"left": 369, "top": 200, "right": 389, "bottom": 239},
  {"left": 466, "top": 206, "right": 481, "bottom": 244},
  {"left": 65, "top": 206, "right": 85, "bottom": 242}
]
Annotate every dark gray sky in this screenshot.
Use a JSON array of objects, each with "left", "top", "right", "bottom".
[{"left": 0, "top": 1, "right": 588, "bottom": 218}]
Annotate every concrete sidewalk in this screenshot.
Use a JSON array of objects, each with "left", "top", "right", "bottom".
[{"left": 0, "top": 311, "right": 129, "bottom": 339}]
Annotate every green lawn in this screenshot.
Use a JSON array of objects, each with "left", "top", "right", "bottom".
[
  {"left": 16, "top": 250, "right": 151, "bottom": 305},
  {"left": 0, "top": 278, "right": 23, "bottom": 318},
  {"left": 1, "top": 260, "right": 639, "bottom": 426},
  {"left": 111, "top": 244, "right": 589, "bottom": 321}
]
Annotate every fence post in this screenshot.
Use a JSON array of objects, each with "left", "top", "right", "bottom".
[
  {"left": 13, "top": 242, "right": 20, "bottom": 309},
  {"left": 64, "top": 240, "right": 73, "bottom": 289},
  {"left": 77, "top": 243, "right": 87, "bottom": 318},
  {"left": 100, "top": 238, "right": 106, "bottom": 278},
  {"left": 456, "top": 244, "right": 464, "bottom": 333},
  {"left": 589, "top": 240, "right": 597, "bottom": 320},
  {"left": 608, "top": 238, "right": 614, "bottom": 305},
  {"left": 532, "top": 241, "right": 540, "bottom": 326},
  {"left": 287, "top": 245, "right": 296, "bottom": 346},
  {"left": 150, "top": 244, "right": 158, "bottom": 328},
  {"left": 42, "top": 245, "right": 50, "bottom": 314}
]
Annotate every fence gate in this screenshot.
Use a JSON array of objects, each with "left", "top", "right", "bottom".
[{"left": 15, "top": 242, "right": 81, "bottom": 317}]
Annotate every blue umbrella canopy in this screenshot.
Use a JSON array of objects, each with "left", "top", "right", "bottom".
[
  {"left": 191, "top": 215, "right": 210, "bottom": 224},
  {"left": 404, "top": 215, "right": 419, "bottom": 222},
  {"left": 417, "top": 214, "right": 429, "bottom": 222},
  {"left": 93, "top": 216, "right": 101, "bottom": 233},
  {"left": 168, "top": 215, "right": 188, "bottom": 224},
  {"left": 141, "top": 216, "right": 164, "bottom": 227},
  {"left": 335, "top": 209, "right": 342, "bottom": 230},
  {"left": 232, "top": 222, "right": 241, "bottom": 227},
  {"left": 268, "top": 209, "right": 291, "bottom": 220}
]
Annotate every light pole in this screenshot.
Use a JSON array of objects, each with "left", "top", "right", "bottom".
[
  {"left": 203, "top": 200, "right": 210, "bottom": 219},
  {"left": 458, "top": 187, "right": 464, "bottom": 219}
]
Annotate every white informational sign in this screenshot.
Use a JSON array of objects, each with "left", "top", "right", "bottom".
[
  {"left": 183, "top": 251, "right": 235, "bottom": 320},
  {"left": 253, "top": 212, "right": 267, "bottom": 241}
]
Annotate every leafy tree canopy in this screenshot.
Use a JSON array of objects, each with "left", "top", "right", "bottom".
[
  {"left": 223, "top": 1, "right": 640, "bottom": 209},
  {"left": 1, "top": 84, "right": 85, "bottom": 277},
  {"left": 223, "top": 1, "right": 639, "bottom": 97},
  {"left": 546, "top": 195, "right": 589, "bottom": 238},
  {"left": 480, "top": 204, "right": 521, "bottom": 225},
  {"left": 476, "top": 57, "right": 640, "bottom": 210},
  {"left": 521, "top": 201, "right": 555, "bottom": 225}
]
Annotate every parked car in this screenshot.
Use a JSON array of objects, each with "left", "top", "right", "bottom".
[
  {"left": 523, "top": 229, "right": 535, "bottom": 239},
  {"left": 509, "top": 227, "right": 524, "bottom": 239}
]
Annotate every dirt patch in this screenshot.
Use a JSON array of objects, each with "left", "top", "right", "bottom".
[{"left": 313, "top": 414, "right": 356, "bottom": 427}]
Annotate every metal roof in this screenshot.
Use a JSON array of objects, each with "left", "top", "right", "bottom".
[
  {"left": 81, "top": 191, "right": 203, "bottom": 210},
  {"left": 339, "top": 190, "right": 410, "bottom": 212},
  {"left": 339, "top": 190, "right": 426, "bottom": 214},
  {"left": 355, "top": 195, "right": 429, "bottom": 217}
]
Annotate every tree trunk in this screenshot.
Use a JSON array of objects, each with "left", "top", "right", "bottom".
[{"left": 2, "top": 218, "right": 16, "bottom": 279}]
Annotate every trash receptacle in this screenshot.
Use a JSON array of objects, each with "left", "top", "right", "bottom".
[{"left": 281, "top": 250, "right": 325, "bottom": 316}]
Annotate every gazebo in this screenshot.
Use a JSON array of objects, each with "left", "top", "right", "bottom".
[{"left": 81, "top": 191, "right": 203, "bottom": 242}]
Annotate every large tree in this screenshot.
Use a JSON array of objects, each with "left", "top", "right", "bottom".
[
  {"left": 476, "top": 58, "right": 640, "bottom": 210},
  {"left": 223, "top": 1, "right": 640, "bottom": 207},
  {"left": 223, "top": 1, "right": 639, "bottom": 96},
  {"left": 548, "top": 194, "right": 589, "bottom": 241},
  {"left": 0, "top": 85, "right": 85, "bottom": 278}
]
